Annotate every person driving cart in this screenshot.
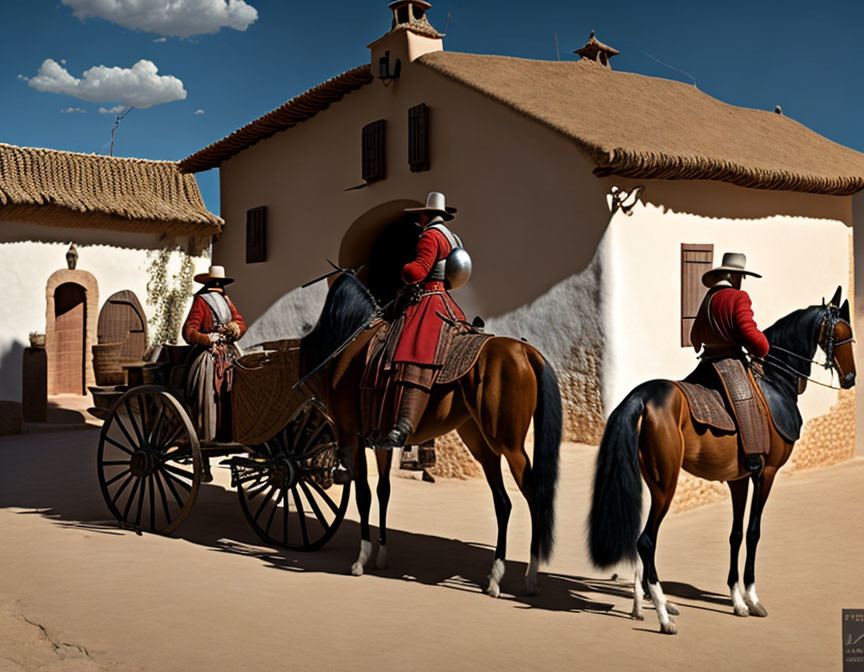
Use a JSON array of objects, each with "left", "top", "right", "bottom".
[{"left": 182, "top": 265, "right": 246, "bottom": 443}]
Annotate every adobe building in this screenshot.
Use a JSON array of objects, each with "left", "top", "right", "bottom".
[
  {"left": 0, "top": 142, "right": 219, "bottom": 405},
  {"left": 180, "top": 2, "right": 864, "bottom": 476}
]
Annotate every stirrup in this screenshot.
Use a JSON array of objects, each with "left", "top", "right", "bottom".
[
  {"left": 373, "top": 426, "right": 408, "bottom": 451},
  {"left": 743, "top": 454, "right": 764, "bottom": 474}
]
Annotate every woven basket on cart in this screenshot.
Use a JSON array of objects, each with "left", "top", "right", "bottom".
[
  {"left": 232, "top": 347, "right": 307, "bottom": 446},
  {"left": 92, "top": 341, "right": 124, "bottom": 386}
]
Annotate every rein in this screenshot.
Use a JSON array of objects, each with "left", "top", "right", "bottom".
[{"left": 754, "top": 310, "right": 853, "bottom": 391}]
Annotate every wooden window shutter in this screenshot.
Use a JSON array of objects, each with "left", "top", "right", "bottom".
[
  {"left": 408, "top": 103, "right": 429, "bottom": 172},
  {"left": 680, "top": 243, "right": 714, "bottom": 347},
  {"left": 362, "top": 119, "right": 386, "bottom": 183},
  {"left": 246, "top": 206, "right": 267, "bottom": 264}
]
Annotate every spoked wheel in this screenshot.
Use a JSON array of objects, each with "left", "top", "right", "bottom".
[
  {"left": 97, "top": 386, "right": 202, "bottom": 534},
  {"left": 234, "top": 398, "right": 350, "bottom": 551}
]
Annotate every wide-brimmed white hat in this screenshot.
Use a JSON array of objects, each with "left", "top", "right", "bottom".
[
  {"left": 702, "top": 252, "right": 761, "bottom": 287},
  {"left": 194, "top": 265, "right": 234, "bottom": 286},
  {"left": 404, "top": 192, "right": 457, "bottom": 221}
]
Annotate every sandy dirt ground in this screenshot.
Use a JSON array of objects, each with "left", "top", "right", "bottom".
[{"left": 0, "top": 430, "right": 862, "bottom": 671}]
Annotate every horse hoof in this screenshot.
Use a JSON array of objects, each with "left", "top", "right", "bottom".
[
  {"left": 665, "top": 602, "right": 680, "bottom": 616},
  {"left": 350, "top": 562, "right": 365, "bottom": 576},
  {"left": 631, "top": 611, "right": 644, "bottom": 621},
  {"left": 733, "top": 604, "right": 750, "bottom": 617},
  {"left": 660, "top": 620, "right": 678, "bottom": 635},
  {"left": 749, "top": 603, "right": 768, "bottom": 618},
  {"left": 486, "top": 583, "right": 501, "bottom": 598},
  {"left": 375, "top": 548, "right": 389, "bottom": 570}
]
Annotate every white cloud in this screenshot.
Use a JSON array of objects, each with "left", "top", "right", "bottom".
[
  {"left": 60, "top": 106, "right": 86, "bottom": 113},
  {"left": 194, "top": 109, "right": 205, "bottom": 115},
  {"left": 99, "top": 105, "right": 126, "bottom": 115},
  {"left": 27, "top": 59, "right": 186, "bottom": 108},
  {"left": 61, "top": 0, "right": 258, "bottom": 38}
]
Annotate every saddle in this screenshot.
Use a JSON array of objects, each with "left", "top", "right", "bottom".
[
  {"left": 675, "top": 358, "right": 771, "bottom": 454},
  {"left": 360, "top": 321, "right": 493, "bottom": 435}
]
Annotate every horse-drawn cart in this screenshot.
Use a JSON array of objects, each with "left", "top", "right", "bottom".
[{"left": 94, "top": 341, "right": 351, "bottom": 551}]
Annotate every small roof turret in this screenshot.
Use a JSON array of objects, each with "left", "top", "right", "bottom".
[
  {"left": 387, "top": 0, "right": 443, "bottom": 39},
  {"left": 574, "top": 30, "right": 619, "bottom": 68}
]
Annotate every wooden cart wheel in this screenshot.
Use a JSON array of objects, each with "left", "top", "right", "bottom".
[
  {"left": 97, "top": 385, "right": 202, "bottom": 534},
  {"left": 235, "top": 398, "right": 350, "bottom": 551}
]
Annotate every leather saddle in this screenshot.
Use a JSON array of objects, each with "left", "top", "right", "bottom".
[{"left": 675, "top": 358, "right": 772, "bottom": 454}]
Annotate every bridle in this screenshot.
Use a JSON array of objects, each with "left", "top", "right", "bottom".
[{"left": 753, "top": 304, "right": 854, "bottom": 391}]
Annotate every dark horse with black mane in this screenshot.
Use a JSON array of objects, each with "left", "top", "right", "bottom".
[
  {"left": 299, "top": 272, "right": 562, "bottom": 597},
  {"left": 588, "top": 288, "right": 855, "bottom": 634}
]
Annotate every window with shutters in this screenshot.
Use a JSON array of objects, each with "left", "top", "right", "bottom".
[
  {"left": 362, "top": 120, "right": 386, "bottom": 183},
  {"left": 246, "top": 206, "right": 266, "bottom": 264},
  {"left": 680, "top": 243, "right": 714, "bottom": 347},
  {"left": 408, "top": 103, "right": 429, "bottom": 172}
]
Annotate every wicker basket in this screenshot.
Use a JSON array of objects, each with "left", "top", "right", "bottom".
[{"left": 92, "top": 342, "right": 125, "bottom": 386}]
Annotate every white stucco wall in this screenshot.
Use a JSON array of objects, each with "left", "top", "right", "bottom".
[
  {"left": 605, "top": 191, "right": 852, "bottom": 424},
  {"left": 0, "top": 220, "right": 210, "bottom": 401}
]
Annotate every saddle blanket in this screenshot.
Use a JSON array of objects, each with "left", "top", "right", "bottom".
[
  {"left": 673, "top": 381, "right": 736, "bottom": 432},
  {"left": 437, "top": 332, "right": 494, "bottom": 384}
]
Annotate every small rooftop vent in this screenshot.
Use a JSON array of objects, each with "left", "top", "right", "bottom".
[{"left": 574, "top": 30, "right": 619, "bottom": 69}]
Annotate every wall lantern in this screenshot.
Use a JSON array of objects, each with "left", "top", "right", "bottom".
[{"left": 378, "top": 50, "right": 402, "bottom": 83}]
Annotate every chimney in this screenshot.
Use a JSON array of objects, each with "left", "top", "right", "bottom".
[
  {"left": 574, "top": 30, "right": 619, "bottom": 69},
  {"left": 369, "top": 1, "right": 444, "bottom": 80}
]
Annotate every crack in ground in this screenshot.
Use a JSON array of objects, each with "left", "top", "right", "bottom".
[{"left": 20, "top": 614, "right": 92, "bottom": 659}]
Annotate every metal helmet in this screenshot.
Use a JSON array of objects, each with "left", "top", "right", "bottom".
[{"left": 445, "top": 247, "right": 472, "bottom": 290}]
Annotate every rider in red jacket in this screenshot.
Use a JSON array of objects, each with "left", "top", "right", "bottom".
[
  {"left": 378, "top": 192, "right": 466, "bottom": 450},
  {"left": 690, "top": 252, "right": 768, "bottom": 473}
]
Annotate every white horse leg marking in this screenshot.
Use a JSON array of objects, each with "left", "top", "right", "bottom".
[
  {"left": 351, "top": 539, "right": 372, "bottom": 576},
  {"left": 487, "top": 558, "right": 505, "bottom": 598},
  {"left": 631, "top": 557, "right": 644, "bottom": 620},
  {"left": 743, "top": 582, "right": 768, "bottom": 617},
  {"left": 375, "top": 544, "right": 389, "bottom": 570},
  {"left": 730, "top": 582, "right": 750, "bottom": 617},
  {"left": 524, "top": 554, "right": 540, "bottom": 595},
  {"left": 648, "top": 581, "right": 677, "bottom": 634}
]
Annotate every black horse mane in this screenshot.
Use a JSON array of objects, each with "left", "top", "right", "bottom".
[
  {"left": 300, "top": 272, "right": 379, "bottom": 376},
  {"left": 761, "top": 304, "right": 825, "bottom": 395}
]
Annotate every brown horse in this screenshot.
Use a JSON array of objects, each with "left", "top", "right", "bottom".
[
  {"left": 588, "top": 287, "right": 856, "bottom": 634},
  {"left": 300, "top": 273, "right": 562, "bottom": 596}
]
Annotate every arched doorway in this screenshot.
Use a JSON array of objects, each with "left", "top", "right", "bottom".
[
  {"left": 339, "top": 199, "right": 423, "bottom": 305},
  {"left": 46, "top": 268, "right": 99, "bottom": 395},
  {"left": 53, "top": 283, "right": 86, "bottom": 394}
]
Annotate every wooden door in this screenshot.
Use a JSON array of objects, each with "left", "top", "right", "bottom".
[
  {"left": 97, "top": 290, "right": 148, "bottom": 361},
  {"left": 54, "top": 282, "right": 86, "bottom": 394}
]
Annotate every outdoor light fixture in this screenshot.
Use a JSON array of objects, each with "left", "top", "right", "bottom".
[
  {"left": 609, "top": 185, "right": 643, "bottom": 216},
  {"left": 378, "top": 50, "right": 402, "bottom": 83}
]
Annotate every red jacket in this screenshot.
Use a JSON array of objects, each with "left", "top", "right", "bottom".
[
  {"left": 691, "top": 287, "right": 769, "bottom": 358},
  {"left": 394, "top": 228, "right": 465, "bottom": 365},
  {"left": 182, "top": 292, "right": 247, "bottom": 347}
]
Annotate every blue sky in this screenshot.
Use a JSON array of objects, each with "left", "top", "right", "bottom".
[{"left": 1, "top": 0, "right": 862, "bottom": 214}]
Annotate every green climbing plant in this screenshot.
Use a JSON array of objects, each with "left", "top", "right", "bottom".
[{"left": 146, "top": 246, "right": 196, "bottom": 346}]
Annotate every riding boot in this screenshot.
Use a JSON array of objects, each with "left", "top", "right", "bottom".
[
  {"left": 743, "top": 453, "right": 764, "bottom": 475},
  {"left": 377, "top": 385, "right": 429, "bottom": 450}
]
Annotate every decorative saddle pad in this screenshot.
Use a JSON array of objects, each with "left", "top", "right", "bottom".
[
  {"left": 436, "top": 332, "right": 494, "bottom": 385},
  {"left": 673, "top": 381, "right": 736, "bottom": 432}
]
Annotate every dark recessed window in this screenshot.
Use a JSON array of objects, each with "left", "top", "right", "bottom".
[
  {"left": 362, "top": 120, "right": 387, "bottom": 183},
  {"left": 680, "top": 243, "right": 714, "bottom": 347},
  {"left": 409, "top": 103, "right": 430, "bottom": 173},
  {"left": 246, "top": 206, "right": 266, "bottom": 264}
]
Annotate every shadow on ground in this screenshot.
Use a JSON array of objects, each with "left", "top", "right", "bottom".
[{"left": 0, "top": 430, "right": 729, "bottom": 619}]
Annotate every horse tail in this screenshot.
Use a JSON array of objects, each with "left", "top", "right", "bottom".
[
  {"left": 588, "top": 384, "right": 648, "bottom": 569},
  {"left": 527, "top": 350, "right": 562, "bottom": 562}
]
